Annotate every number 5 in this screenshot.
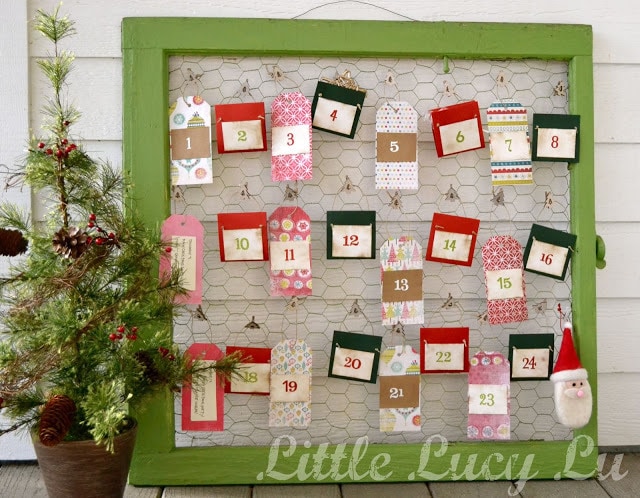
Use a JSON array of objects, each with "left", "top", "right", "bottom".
[{"left": 389, "top": 141, "right": 399, "bottom": 152}]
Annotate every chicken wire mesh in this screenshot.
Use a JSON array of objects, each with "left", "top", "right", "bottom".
[{"left": 168, "top": 55, "right": 573, "bottom": 448}]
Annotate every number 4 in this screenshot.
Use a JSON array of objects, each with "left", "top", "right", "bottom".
[{"left": 330, "top": 110, "right": 338, "bottom": 122}]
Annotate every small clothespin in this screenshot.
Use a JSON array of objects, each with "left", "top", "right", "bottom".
[
  {"left": 349, "top": 299, "right": 364, "bottom": 316},
  {"left": 477, "top": 310, "right": 489, "bottom": 324},
  {"left": 244, "top": 316, "right": 261, "bottom": 329},
  {"left": 491, "top": 187, "right": 505, "bottom": 207},
  {"left": 533, "top": 300, "right": 547, "bottom": 314},
  {"left": 544, "top": 191, "right": 553, "bottom": 209},
  {"left": 554, "top": 81, "right": 567, "bottom": 97},
  {"left": 239, "top": 182, "right": 255, "bottom": 201},
  {"left": 286, "top": 296, "right": 304, "bottom": 311},
  {"left": 445, "top": 184, "right": 461, "bottom": 202},
  {"left": 192, "top": 304, "right": 209, "bottom": 322},
  {"left": 338, "top": 175, "right": 358, "bottom": 195},
  {"left": 387, "top": 190, "right": 402, "bottom": 210},
  {"left": 284, "top": 183, "right": 299, "bottom": 202},
  {"left": 233, "top": 79, "right": 252, "bottom": 100}
]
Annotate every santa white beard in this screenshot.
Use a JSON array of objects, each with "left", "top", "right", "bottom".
[{"left": 553, "top": 380, "right": 592, "bottom": 429}]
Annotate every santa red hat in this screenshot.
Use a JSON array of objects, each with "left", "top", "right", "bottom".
[{"left": 550, "top": 323, "right": 588, "bottom": 383}]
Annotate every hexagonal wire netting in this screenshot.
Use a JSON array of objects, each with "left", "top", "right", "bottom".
[{"left": 168, "top": 55, "right": 573, "bottom": 448}]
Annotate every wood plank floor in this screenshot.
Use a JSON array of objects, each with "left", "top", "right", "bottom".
[{"left": 0, "top": 453, "right": 638, "bottom": 497}]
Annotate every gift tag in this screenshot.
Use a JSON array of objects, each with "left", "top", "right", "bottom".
[
  {"left": 420, "top": 327, "right": 469, "bottom": 373},
  {"left": 218, "top": 212, "right": 268, "bottom": 262},
  {"left": 160, "top": 215, "right": 204, "bottom": 304},
  {"left": 379, "top": 345, "right": 421, "bottom": 432},
  {"left": 182, "top": 343, "right": 224, "bottom": 431},
  {"left": 327, "top": 211, "right": 375, "bottom": 259},
  {"left": 312, "top": 80, "right": 366, "bottom": 138},
  {"left": 268, "top": 207, "right": 312, "bottom": 297},
  {"left": 375, "top": 102, "right": 419, "bottom": 190},
  {"left": 532, "top": 114, "right": 580, "bottom": 162},
  {"left": 508, "top": 334, "right": 554, "bottom": 380},
  {"left": 225, "top": 346, "right": 271, "bottom": 394},
  {"left": 381, "top": 237, "right": 424, "bottom": 325},
  {"left": 481, "top": 235, "right": 528, "bottom": 325},
  {"left": 487, "top": 100, "right": 532, "bottom": 185},
  {"left": 467, "top": 351, "right": 510, "bottom": 440},
  {"left": 523, "top": 224, "right": 576, "bottom": 280},
  {"left": 271, "top": 92, "right": 312, "bottom": 181},
  {"left": 328, "top": 331, "right": 382, "bottom": 383},
  {"left": 169, "top": 96, "right": 213, "bottom": 185},
  {"left": 426, "top": 213, "right": 480, "bottom": 267},
  {"left": 215, "top": 102, "right": 267, "bottom": 153},
  {"left": 431, "top": 101, "right": 484, "bottom": 158},
  {"left": 269, "top": 339, "right": 312, "bottom": 427}
]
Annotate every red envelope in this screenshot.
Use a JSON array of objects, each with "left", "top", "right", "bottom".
[
  {"left": 426, "top": 212, "right": 480, "bottom": 267},
  {"left": 431, "top": 100, "right": 485, "bottom": 158},
  {"left": 420, "top": 327, "right": 469, "bottom": 374},
  {"left": 182, "top": 343, "right": 224, "bottom": 431},
  {"left": 224, "top": 346, "right": 271, "bottom": 395},
  {"left": 217, "top": 212, "right": 268, "bottom": 262},
  {"left": 215, "top": 102, "right": 267, "bottom": 154}
]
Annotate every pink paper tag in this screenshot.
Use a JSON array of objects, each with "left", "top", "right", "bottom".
[
  {"left": 271, "top": 92, "right": 313, "bottom": 182},
  {"left": 181, "top": 343, "right": 224, "bottom": 432},
  {"left": 268, "top": 207, "right": 312, "bottom": 297},
  {"left": 467, "top": 351, "right": 510, "bottom": 440},
  {"left": 160, "top": 214, "right": 204, "bottom": 304}
]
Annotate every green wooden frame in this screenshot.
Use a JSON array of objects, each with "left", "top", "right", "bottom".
[{"left": 122, "top": 18, "right": 596, "bottom": 486}]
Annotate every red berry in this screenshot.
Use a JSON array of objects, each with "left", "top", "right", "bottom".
[
  {"left": 131, "top": 326, "right": 138, "bottom": 333},
  {"left": 89, "top": 213, "right": 96, "bottom": 221},
  {"left": 109, "top": 333, "right": 117, "bottom": 341},
  {"left": 108, "top": 232, "right": 115, "bottom": 239},
  {"left": 86, "top": 236, "right": 93, "bottom": 245},
  {"left": 70, "top": 143, "right": 77, "bottom": 150},
  {"left": 65, "top": 146, "right": 72, "bottom": 153},
  {"left": 61, "top": 138, "right": 68, "bottom": 145},
  {"left": 116, "top": 333, "right": 123, "bottom": 340},
  {"left": 45, "top": 148, "right": 53, "bottom": 155},
  {"left": 158, "top": 347, "right": 169, "bottom": 357},
  {"left": 63, "top": 120, "right": 70, "bottom": 126},
  {"left": 87, "top": 221, "right": 95, "bottom": 228},
  {"left": 56, "top": 149, "right": 64, "bottom": 158},
  {"left": 126, "top": 334, "right": 137, "bottom": 341},
  {"left": 38, "top": 142, "right": 45, "bottom": 149},
  {"left": 95, "top": 238, "right": 104, "bottom": 245},
  {"left": 165, "top": 247, "right": 172, "bottom": 253},
  {"left": 168, "top": 354, "right": 175, "bottom": 361},
  {"left": 117, "top": 325, "right": 126, "bottom": 333}
]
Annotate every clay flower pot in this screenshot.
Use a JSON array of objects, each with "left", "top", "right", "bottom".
[{"left": 32, "top": 421, "right": 137, "bottom": 498}]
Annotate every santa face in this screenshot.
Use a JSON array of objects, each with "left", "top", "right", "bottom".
[{"left": 553, "top": 378, "right": 592, "bottom": 429}]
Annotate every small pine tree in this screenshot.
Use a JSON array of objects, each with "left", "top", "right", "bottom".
[{"left": 0, "top": 6, "right": 241, "bottom": 452}]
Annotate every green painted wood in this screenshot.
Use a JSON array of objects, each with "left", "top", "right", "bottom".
[{"left": 122, "top": 17, "right": 597, "bottom": 486}]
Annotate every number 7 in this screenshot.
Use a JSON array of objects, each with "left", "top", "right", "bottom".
[{"left": 505, "top": 138, "right": 512, "bottom": 152}]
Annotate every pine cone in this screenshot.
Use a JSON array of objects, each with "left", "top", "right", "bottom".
[
  {"left": 39, "top": 394, "right": 77, "bottom": 447},
  {"left": 134, "top": 350, "right": 163, "bottom": 384},
  {"left": 52, "top": 226, "right": 89, "bottom": 259},
  {"left": 0, "top": 228, "right": 28, "bottom": 256}
]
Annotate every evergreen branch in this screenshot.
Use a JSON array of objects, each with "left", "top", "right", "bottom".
[{"left": 34, "top": 6, "right": 76, "bottom": 45}]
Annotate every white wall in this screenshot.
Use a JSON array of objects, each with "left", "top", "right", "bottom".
[{"left": 1, "top": 0, "right": 638, "bottom": 458}]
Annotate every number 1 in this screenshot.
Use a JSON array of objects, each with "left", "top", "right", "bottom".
[{"left": 186, "top": 137, "right": 192, "bottom": 150}]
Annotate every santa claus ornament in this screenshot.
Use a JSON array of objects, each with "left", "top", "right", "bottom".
[{"left": 549, "top": 323, "right": 592, "bottom": 429}]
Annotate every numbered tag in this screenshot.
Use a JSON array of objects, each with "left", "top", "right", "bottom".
[
  {"left": 268, "top": 207, "right": 312, "bottom": 297},
  {"left": 420, "top": 327, "right": 469, "bottom": 373},
  {"left": 169, "top": 96, "right": 213, "bottom": 185},
  {"left": 487, "top": 100, "right": 532, "bottom": 185},
  {"left": 271, "top": 92, "right": 312, "bottom": 181},
  {"left": 523, "top": 224, "right": 576, "bottom": 280},
  {"left": 225, "top": 346, "right": 271, "bottom": 395},
  {"left": 269, "top": 339, "right": 312, "bottom": 428},
  {"left": 426, "top": 213, "right": 480, "bottom": 267},
  {"left": 467, "top": 351, "right": 510, "bottom": 440},
  {"left": 481, "top": 235, "right": 528, "bottom": 325},
  {"left": 328, "top": 331, "right": 382, "bottom": 383},
  {"left": 532, "top": 113, "right": 580, "bottom": 163},
  {"left": 381, "top": 237, "right": 424, "bottom": 325},
  {"left": 431, "top": 101, "right": 484, "bottom": 158},
  {"left": 218, "top": 212, "right": 268, "bottom": 262},
  {"left": 215, "top": 102, "right": 267, "bottom": 154},
  {"left": 379, "top": 345, "right": 421, "bottom": 432},
  {"left": 160, "top": 215, "right": 204, "bottom": 304},
  {"left": 375, "top": 102, "right": 419, "bottom": 189},
  {"left": 311, "top": 80, "right": 366, "bottom": 138},
  {"left": 508, "top": 333, "right": 554, "bottom": 380},
  {"left": 182, "top": 343, "right": 224, "bottom": 431},
  {"left": 327, "top": 211, "right": 375, "bottom": 259}
]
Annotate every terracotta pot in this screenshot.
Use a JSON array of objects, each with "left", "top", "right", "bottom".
[{"left": 33, "top": 421, "right": 137, "bottom": 498}]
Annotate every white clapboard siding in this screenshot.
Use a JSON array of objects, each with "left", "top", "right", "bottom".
[{"left": 0, "top": 0, "right": 636, "bottom": 459}]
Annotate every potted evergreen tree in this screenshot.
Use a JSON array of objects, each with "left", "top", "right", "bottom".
[{"left": 0, "top": 6, "right": 241, "bottom": 497}]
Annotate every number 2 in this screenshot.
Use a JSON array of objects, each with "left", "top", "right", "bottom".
[
  {"left": 389, "top": 387, "right": 404, "bottom": 399},
  {"left": 237, "top": 130, "right": 247, "bottom": 142}
]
